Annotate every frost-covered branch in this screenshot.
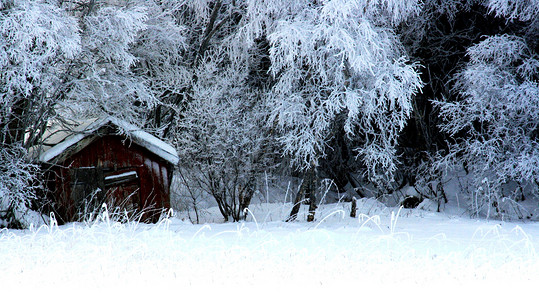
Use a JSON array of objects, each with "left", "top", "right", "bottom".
[
  {"left": 243, "top": 0, "right": 422, "bottom": 179},
  {"left": 436, "top": 33, "right": 539, "bottom": 218}
]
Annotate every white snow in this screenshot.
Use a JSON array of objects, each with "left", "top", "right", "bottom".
[
  {"left": 116, "top": 117, "right": 179, "bottom": 165},
  {"left": 37, "top": 117, "right": 179, "bottom": 165},
  {"left": 1, "top": 200, "right": 538, "bottom": 297},
  {"left": 38, "top": 132, "right": 87, "bottom": 163},
  {"left": 104, "top": 171, "right": 138, "bottom": 181}
]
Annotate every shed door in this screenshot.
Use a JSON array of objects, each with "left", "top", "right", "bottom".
[
  {"left": 69, "top": 167, "right": 141, "bottom": 220},
  {"left": 69, "top": 167, "right": 105, "bottom": 218},
  {"left": 103, "top": 169, "right": 141, "bottom": 218}
]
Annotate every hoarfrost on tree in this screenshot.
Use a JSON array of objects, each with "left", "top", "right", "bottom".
[
  {"left": 0, "top": 0, "right": 80, "bottom": 147},
  {"left": 175, "top": 48, "right": 270, "bottom": 221},
  {"left": 436, "top": 33, "right": 539, "bottom": 217},
  {"left": 58, "top": 1, "right": 159, "bottom": 126},
  {"left": 243, "top": 0, "right": 422, "bottom": 179}
]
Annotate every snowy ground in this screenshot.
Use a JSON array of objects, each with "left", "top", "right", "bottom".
[{"left": 1, "top": 199, "right": 538, "bottom": 298}]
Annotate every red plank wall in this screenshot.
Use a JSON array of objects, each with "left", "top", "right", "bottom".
[{"left": 48, "top": 135, "right": 172, "bottom": 223}]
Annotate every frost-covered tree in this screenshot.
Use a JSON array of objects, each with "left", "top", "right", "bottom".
[
  {"left": 241, "top": 0, "right": 423, "bottom": 220},
  {"left": 56, "top": 0, "right": 168, "bottom": 126},
  {"left": 1, "top": 0, "right": 186, "bottom": 147},
  {"left": 488, "top": 0, "right": 539, "bottom": 24},
  {"left": 392, "top": 0, "right": 491, "bottom": 207},
  {"left": 486, "top": 0, "right": 539, "bottom": 51},
  {"left": 398, "top": 0, "right": 483, "bottom": 152},
  {"left": 175, "top": 51, "right": 273, "bottom": 221},
  {"left": 0, "top": 0, "right": 80, "bottom": 148},
  {"left": 393, "top": 0, "right": 539, "bottom": 211},
  {"left": 429, "top": 0, "right": 539, "bottom": 219},
  {"left": 0, "top": 0, "right": 80, "bottom": 227},
  {"left": 0, "top": 146, "right": 42, "bottom": 228},
  {"left": 131, "top": 0, "right": 188, "bottom": 131},
  {"left": 436, "top": 34, "right": 539, "bottom": 218},
  {"left": 167, "top": 1, "right": 275, "bottom": 221},
  {"left": 250, "top": 0, "right": 422, "bottom": 173}
]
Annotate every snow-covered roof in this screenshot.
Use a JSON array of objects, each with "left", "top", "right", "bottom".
[{"left": 36, "top": 117, "right": 179, "bottom": 165}]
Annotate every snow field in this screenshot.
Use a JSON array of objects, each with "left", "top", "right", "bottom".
[{"left": 1, "top": 203, "right": 538, "bottom": 298}]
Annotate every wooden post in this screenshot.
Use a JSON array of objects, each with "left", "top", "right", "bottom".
[
  {"left": 306, "top": 167, "right": 317, "bottom": 222},
  {"left": 350, "top": 196, "right": 357, "bottom": 218}
]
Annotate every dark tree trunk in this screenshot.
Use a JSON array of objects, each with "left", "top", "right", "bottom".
[
  {"left": 238, "top": 181, "right": 255, "bottom": 221},
  {"left": 2, "top": 97, "right": 28, "bottom": 146},
  {"left": 287, "top": 176, "right": 308, "bottom": 222},
  {"left": 306, "top": 168, "right": 317, "bottom": 222},
  {"left": 287, "top": 167, "right": 318, "bottom": 222}
]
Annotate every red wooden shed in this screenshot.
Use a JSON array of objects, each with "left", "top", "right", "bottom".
[{"left": 36, "top": 118, "right": 179, "bottom": 223}]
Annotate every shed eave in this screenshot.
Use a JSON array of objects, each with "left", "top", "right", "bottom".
[
  {"left": 38, "top": 132, "right": 87, "bottom": 163},
  {"left": 37, "top": 117, "right": 179, "bottom": 166}
]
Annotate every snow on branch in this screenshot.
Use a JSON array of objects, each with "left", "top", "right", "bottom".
[{"left": 247, "top": 0, "right": 422, "bottom": 177}]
